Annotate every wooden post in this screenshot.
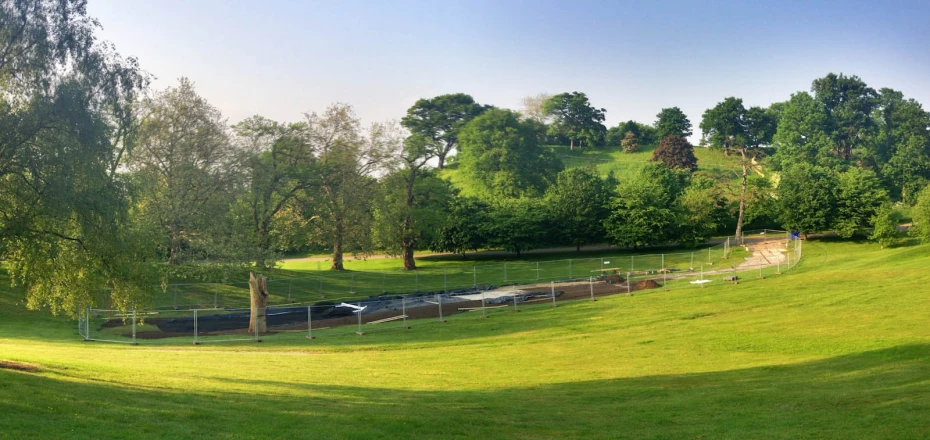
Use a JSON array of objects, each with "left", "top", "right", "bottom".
[{"left": 248, "top": 272, "right": 269, "bottom": 334}]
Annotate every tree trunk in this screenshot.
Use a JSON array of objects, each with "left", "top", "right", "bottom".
[
  {"left": 437, "top": 151, "right": 446, "bottom": 170},
  {"left": 248, "top": 272, "right": 268, "bottom": 334},
  {"left": 736, "top": 149, "right": 748, "bottom": 244},
  {"left": 570, "top": 138, "right": 574, "bottom": 151},
  {"left": 576, "top": 244, "right": 581, "bottom": 252},
  {"left": 168, "top": 229, "right": 181, "bottom": 264},
  {"left": 331, "top": 223, "right": 345, "bottom": 270},
  {"left": 402, "top": 243, "right": 416, "bottom": 270}
]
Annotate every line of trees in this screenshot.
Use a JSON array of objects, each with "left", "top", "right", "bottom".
[{"left": 3, "top": 2, "right": 930, "bottom": 315}]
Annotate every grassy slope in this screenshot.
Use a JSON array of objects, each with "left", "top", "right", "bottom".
[{"left": 1, "top": 239, "right": 929, "bottom": 439}]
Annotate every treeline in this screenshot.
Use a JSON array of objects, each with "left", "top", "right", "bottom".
[{"left": 3, "top": 1, "right": 930, "bottom": 314}]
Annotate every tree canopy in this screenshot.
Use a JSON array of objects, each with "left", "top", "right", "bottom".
[
  {"left": 401, "top": 93, "right": 488, "bottom": 170},
  {"left": 543, "top": 92, "right": 607, "bottom": 150}
]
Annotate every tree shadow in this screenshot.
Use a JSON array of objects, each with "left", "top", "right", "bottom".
[{"left": 3, "top": 344, "right": 929, "bottom": 438}]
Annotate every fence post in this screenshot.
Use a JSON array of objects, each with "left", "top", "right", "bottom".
[
  {"left": 690, "top": 252, "right": 694, "bottom": 270},
  {"left": 631, "top": 256, "right": 634, "bottom": 275},
  {"left": 708, "top": 247, "right": 712, "bottom": 262},
  {"left": 402, "top": 296, "right": 410, "bottom": 329},
  {"left": 589, "top": 277, "right": 595, "bottom": 301},
  {"left": 504, "top": 263, "right": 508, "bottom": 283},
  {"left": 437, "top": 294, "right": 446, "bottom": 323},
  {"left": 551, "top": 281, "right": 557, "bottom": 307},
  {"left": 481, "top": 290, "right": 487, "bottom": 318},
  {"left": 306, "top": 306, "right": 315, "bottom": 339},
  {"left": 513, "top": 290, "right": 520, "bottom": 313},
  {"left": 288, "top": 279, "right": 292, "bottom": 302},
  {"left": 536, "top": 262, "right": 540, "bottom": 281},
  {"left": 193, "top": 309, "right": 199, "bottom": 345},
  {"left": 355, "top": 305, "right": 364, "bottom": 335},
  {"left": 443, "top": 270, "right": 447, "bottom": 294},
  {"left": 569, "top": 259, "right": 572, "bottom": 280},
  {"left": 85, "top": 306, "right": 90, "bottom": 341},
  {"left": 473, "top": 265, "right": 477, "bottom": 288},
  {"left": 627, "top": 272, "right": 632, "bottom": 296},
  {"left": 131, "top": 308, "right": 137, "bottom": 345}
]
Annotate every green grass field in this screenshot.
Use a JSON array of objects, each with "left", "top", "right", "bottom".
[{"left": 2, "top": 238, "right": 929, "bottom": 438}]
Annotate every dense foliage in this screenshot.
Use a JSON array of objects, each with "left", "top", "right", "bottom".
[{"left": 2, "top": 2, "right": 927, "bottom": 314}]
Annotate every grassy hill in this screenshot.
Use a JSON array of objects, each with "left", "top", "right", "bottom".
[
  {"left": 441, "top": 143, "right": 746, "bottom": 197},
  {"left": 2, "top": 239, "right": 929, "bottom": 438}
]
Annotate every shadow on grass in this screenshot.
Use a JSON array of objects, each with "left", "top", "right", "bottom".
[{"left": 2, "top": 344, "right": 928, "bottom": 439}]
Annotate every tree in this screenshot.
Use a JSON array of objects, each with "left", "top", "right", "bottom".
[
  {"left": 372, "top": 135, "right": 450, "bottom": 270},
  {"left": 0, "top": 0, "right": 152, "bottom": 315},
  {"left": 544, "top": 167, "right": 613, "bottom": 251},
  {"left": 543, "top": 92, "right": 607, "bottom": 150},
  {"left": 300, "top": 104, "right": 397, "bottom": 270},
  {"left": 400, "top": 93, "right": 487, "bottom": 170},
  {"left": 769, "top": 92, "right": 835, "bottom": 170},
  {"left": 811, "top": 73, "right": 878, "bottom": 162},
  {"left": 607, "top": 120, "right": 656, "bottom": 148},
  {"left": 833, "top": 168, "right": 888, "bottom": 238},
  {"left": 910, "top": 185, "right": 930, "bottom": 244},
  {"left": 457, "top": 108, "right": 563, "bottom": 199},
  {"left": 869, "top": 203, "right": 902, "bottom": 249},
  {"left": 651, "top": 135, "right": 697, "bottom": 171},
  {"left": 654, "top": 107, "right": 692, "bottom": 139},
  {"left": 604, "top": 166, "right": 679, "bottom": 248},
  {"left": 774, "top": 164, "right": 837, "bottom": 237},
  {"left": 488, "top": 198, "right": 550, "bottom": 257},
  {"left": 701, "top": 97, "right": 776, "bottom": 242},
  {"left": 620, "top": 131, "right": 638, "bottom": 153},
  {"left": 520, "top": 93, "right": 552, "bottom": 123},
  {"left": 130, "top": 78, "right": 237, "bottom": 265},
  {"left": 676, "top": 177, "right": 728, "bottom": 248},
  {"left": 233, "top": 117, "right": 319, "bottom": 268},
  {"left": 430, "top": 196, "right": 492, "bottom": 258},
  {"left": 872, "top": 89, "right": 930, "bottom": 203}
]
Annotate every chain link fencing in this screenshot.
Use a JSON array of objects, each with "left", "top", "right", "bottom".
[{"left": 78, "top": 231, "right": 802, "bottom": 344}]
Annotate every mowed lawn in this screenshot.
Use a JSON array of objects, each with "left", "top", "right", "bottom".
[{"left": 1, "top": 240, "right": 929, "bottom": 439}]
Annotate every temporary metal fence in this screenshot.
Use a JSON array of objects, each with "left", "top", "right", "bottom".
[{"left": 79, "top": 232, "right": 802, "bottom": 344}]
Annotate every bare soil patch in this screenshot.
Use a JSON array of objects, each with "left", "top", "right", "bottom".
[{"left": 0, "top": 360, "right": 41, "bottom": 373}]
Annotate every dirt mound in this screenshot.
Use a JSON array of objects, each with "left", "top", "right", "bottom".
[{"left": 633, "top": 279, "right": 661, "bottom": 291}]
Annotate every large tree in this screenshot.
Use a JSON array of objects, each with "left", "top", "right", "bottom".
[
  {"left": 774, "top": 164, "right": 837, "bottom": 237},
  {"left": 372, "top": 135, "right": 449, "bottom": 270},
  {"left": 700, "top": 97, "right": 776, "bottom": 242},
  {"left": 233, "top": 117, "right": 319, "bottom": 268},
  {"left": 0, "top": 0, "right": 152, "bottom": 315},
  {"left": 832, "top": 168, "right": 888, "bottom": 238},
  {"left": 654, "top": 107, "right": 692, "bottom": 140},
  {"left": 543, "top": 92, "right": 607, "bottom": 150},
  {"left": 544, "top": 167, "right": 614, "bottom": 251},
  {"left": 457, "top": 108, "right": 563, "bottom": 199},
  {"left": 811, "top": 73, "right": 878, "bottom": 162},
  {"left": 872, "top": 89, "right": 930, "bottom": 203},
  {"left": 430, "top": 196, "right": 492, "bottom": 258},
  {"left": 400, "top": 93, "right": 487, "bottom": 170},
  {"left": 301, "top": 104, "right": 397, "bottom": 270},
  {"left": 130, "top": 78, "right": 237, "bottom": 265},
  {"left": 769, "top": 92, "right": 835, "bottom": 170}
]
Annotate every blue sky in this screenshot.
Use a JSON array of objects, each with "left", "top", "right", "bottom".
[{"left": 89, "top": 0, "right": 930, "bottom": 134}]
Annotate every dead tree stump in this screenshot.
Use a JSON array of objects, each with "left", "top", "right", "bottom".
[{"left": 248, "top": 272, "right": 269, "bottom": 334}]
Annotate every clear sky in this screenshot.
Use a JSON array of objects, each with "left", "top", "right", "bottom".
[{"left": 88, "top": 0, "right": 930, "bottom": 134}]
